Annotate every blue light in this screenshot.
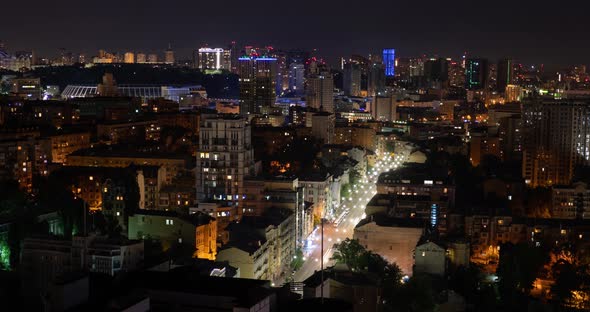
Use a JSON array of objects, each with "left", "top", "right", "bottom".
[
  {"left": 383, "top": 49, "right": 395, "bottom": 77},
  {"left": 238, "top": 57, "right": 277, "bottom": 61},
  {"left": 430, "top": 203, "right": 438, "bottom": 227}
]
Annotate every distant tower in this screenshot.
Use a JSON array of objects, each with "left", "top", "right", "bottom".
[
  {"left": 165, "top": 44, "right": 175, "bottom": 65},
  {"left": 383, "top": 49, "right": 395, "bottom": 77}
]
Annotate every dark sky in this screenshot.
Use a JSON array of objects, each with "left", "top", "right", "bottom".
[{"left": 2, "top": 0, "right": 588, "bottom": 68}]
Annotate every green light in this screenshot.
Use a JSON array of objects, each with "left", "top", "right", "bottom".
[{"left": 0, "top": 235, "right": 10, "bottom": 270}]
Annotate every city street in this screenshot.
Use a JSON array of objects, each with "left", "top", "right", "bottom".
[{"left": 293, "top": 152, "right": 408, "bottom": 283}]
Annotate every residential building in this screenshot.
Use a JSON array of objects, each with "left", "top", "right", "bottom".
[
  {"left": 311, "top": 112, "right": 335, "bottom": 144},
  {"left": 303, "top": 265, "right": 381, "bottom": 312},
  {"left": 195, "top": 115, "right": 255, "bottom": 216},
  {"left": 300, "top": 172, "right": 333, "bottom": 219},
  {"left": 65, "top": 145, "right": 187, "bottom": 185},
  {"left": 128, "top": 210, "right": 217, "bottom": 260},
  {"left": 522, "top": 98, "right": 590, "bottom": 187},
  {"left": 552, "top": 182, "right": 590, "bottom": 219}
]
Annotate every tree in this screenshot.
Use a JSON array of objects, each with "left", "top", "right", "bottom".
[
  {"left": 331, "top": 238, "right": 366, "bottom": 271},
  {"left": 290, "top": 248, "right": 305, "bottom": 272},
  {"left": 387, "top": 274, "right": 437, "bottom": 312},
  {"left": 496, "top": 243, "right": 549, "bottom": 307},
  {"left": 94, "top": 211, "right": 123, "bottom": 238}
]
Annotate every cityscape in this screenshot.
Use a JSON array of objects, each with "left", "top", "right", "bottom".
[{"left": 1, "top": 3, "right": 590, "bottom": 311}]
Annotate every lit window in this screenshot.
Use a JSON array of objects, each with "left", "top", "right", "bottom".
[
  {"left": 227, "top": 175, "right": 232, "bottom": 180},
  {"left": 116, "top": 212, "right": 120, "bottom": 216},
  {"left": 422, "top": 251, "right": 426, "bottom": 257}
]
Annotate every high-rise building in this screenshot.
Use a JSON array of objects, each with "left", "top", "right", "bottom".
[
  {"left": 124, "top": 52, "right": 135, "bottom": 64},
  {"left": 238, "top": 56, "right": 277, "bottom": 115},
  {"left": 448, "top": 61, "right": 465, "bottom": 88},
  {"left": 465, "top": 58, "right": 488, "bottom": 90},
  {"left": 409, "top": 57, "right": 425, "bottom": 78},
  {"left": 196, "top": 116, "right": 255, "bottom": 215},
  {"left": 136, "top": 53, "right": 146, "bottom": 64},
  {"left": 306, "top": 72, "right": 334, "bottom": 112},
  {"left": 383, "top": 49, "right": 395, "bottom": 77},
  {"left": 276, "top": 51, "right": 289, "bottom": 95},
  {"left": 288, "top": 63, "right": 305, "bottom": 95},
  {"left": 368, "top": 62, "right": 385, "bottom": 97},
  {"left": 505, "top": 85, "right": 523, "bottom": 102},
  {"left": 343, "top": 63, "right": 361, "bottom": 96},
  {"left": 522, "top": 98, "right": 590, "bottom": 187},
  {"left": 198, "top": 48, "right": 231, "bottom": 70},
  {"left": 165, "top": 45, "right": 174, "bottom": 64},
  {"left": 424, "top": 58, "right": 449, "bottom": 88},
  {"left": 497, "top": 59, "right": 514, "bottom": 93},
  {"left": 229, "top": 41, "right": 240, "bottom": 74}
]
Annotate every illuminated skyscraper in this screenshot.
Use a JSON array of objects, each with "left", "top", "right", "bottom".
[
  {"left": 497, "top": 59, "right": 514, "bottom": 92},
  {"left": 465, "top": 58, "right": 488, "bottom": 90},
  {"left": 288, "top": 63, "right": 305, "bottom": 95},
  {"left": 238, "top": 56, "right": 277, "bottom": 115},
  {"left": 383, "top": 49, "right": 395, "bottom": 77},
  {"left": 198, "top": 48, "right": 231, "bottom": 70}
]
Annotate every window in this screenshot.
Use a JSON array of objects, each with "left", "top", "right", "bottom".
[
  {"left": 166, "top": 219, "right": 174, "bottom": 225},
  {"left": 116, "top": 212, "right": 120, "bottom": 216},
  {"left": 422, "top": 251, "right": 426, "bottom": 257}
]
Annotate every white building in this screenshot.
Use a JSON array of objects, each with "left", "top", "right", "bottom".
[{"left": 300, "top": 173, "right": 333, "bottom": 219}]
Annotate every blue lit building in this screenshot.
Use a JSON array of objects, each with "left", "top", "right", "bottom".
[{"left": 383, "top": 49, "right": 395, "bottom": 77}]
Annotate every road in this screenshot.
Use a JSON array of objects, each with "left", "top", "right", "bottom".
[{"left": 293, "top": 152, "right": 407, "bottom": 283}]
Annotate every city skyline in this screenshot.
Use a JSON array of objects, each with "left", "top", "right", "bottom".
[{"left": 2, "top": 0, "right": 590, "bottom": 68}]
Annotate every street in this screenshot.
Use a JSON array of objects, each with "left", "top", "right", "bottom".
[{"left": 293, "top": 152, "right": 407, "bottom": 283}]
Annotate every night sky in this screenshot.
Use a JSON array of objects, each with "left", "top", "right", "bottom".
[{"left": 2, "top": 0, "right": 588, "bottom": 68}]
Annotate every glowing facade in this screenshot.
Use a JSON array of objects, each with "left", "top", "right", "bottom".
[{"left": 383, "top": 49, "right": 395, "bottom": 77}]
